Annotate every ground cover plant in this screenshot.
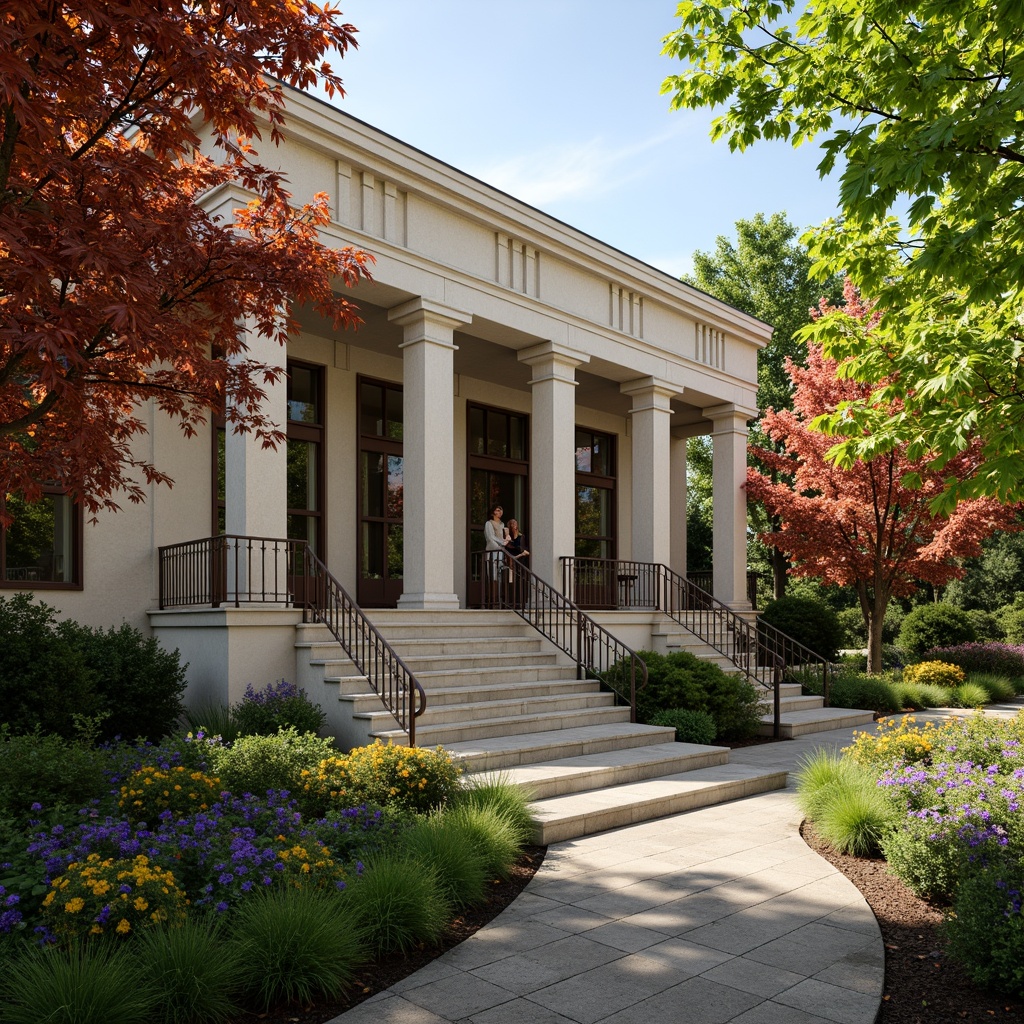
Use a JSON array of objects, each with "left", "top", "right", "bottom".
[
  {"left": 798, "top": 711, "right": 1024, "bottom": 999},
  {"left": 0, "top": 718, "right": 538, "bottom": 1021}
]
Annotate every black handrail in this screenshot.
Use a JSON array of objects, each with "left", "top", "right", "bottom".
[
  {"left": 561, "top": 557, "right": 833, "bottom": 738},
  {"left": 475, "top": 551, "right": 648, "bottom": 720},
  {"left": 157, "top": 536, "right": 426, "bottom": 745},
  {"left": 299, "top": 546, "right": 426, "bottom": 746}
]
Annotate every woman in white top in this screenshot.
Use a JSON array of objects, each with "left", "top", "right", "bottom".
[{"left": 483, "top": 503, "right": 509, "bottom": 605}]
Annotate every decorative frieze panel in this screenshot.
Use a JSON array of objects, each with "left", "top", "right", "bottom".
[
  {"left": 609, "top": 285, "right": 644, "bottom": 338},
  {"left": 335, "top": 162, "right": 407, "bottom": 246},
  {"left": 495, "top": 234, "right": 540, "bottom": 297},
  {"left": 694, "top": 322, "right": 726, "bottom": 370}
]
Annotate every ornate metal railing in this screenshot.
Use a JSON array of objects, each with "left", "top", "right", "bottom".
[
  {"left": 687, "top": 570, "right": 761, "bottom": 610},
  {"left": 561, "top": 557, "right": 833, "bottom": 736},
  {"left": 158, "top": 536, "right": 426, "bottom": 745},
  {"left": 474, "top": 551, "right": 647, "bottom": 720}
]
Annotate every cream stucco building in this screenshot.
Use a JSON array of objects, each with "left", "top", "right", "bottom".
[{"left": 3, "top": 89, "right": 771, "bottom": 718}]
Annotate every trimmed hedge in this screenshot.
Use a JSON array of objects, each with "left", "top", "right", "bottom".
[{"left": 759, "top": 596, "right": 844, "bottom": 661}]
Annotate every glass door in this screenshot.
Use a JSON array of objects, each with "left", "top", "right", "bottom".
[
  {"left": 467, "top": 404, "right": 529, "bottom": 606},
  {"left": 358, "top": 379, "right": 404, "bottom": 607}
]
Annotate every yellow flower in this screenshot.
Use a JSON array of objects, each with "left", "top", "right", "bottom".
[
  {"left": 116, "top": 919, "right": 131, "bottom": 935},
  {"left": 65, "top": 897, "right": 85, "bottom": 914},
  {"left": 133, "top": 897, "right": 149, "bottom": 911}
]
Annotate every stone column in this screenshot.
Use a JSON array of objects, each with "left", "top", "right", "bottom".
[
  {"left": 518, "top": 342, "right": 590, "bottom": 588},
  {"left": 388, "top": 298, "right": 472, "bottom": 609},
  {"left": 620, "top": 378, "right": 676, "bottom": 566},
  {"left": 705, "top": 403, "right": 755, "bottom": 608},
  {"left": 224, "top": 317, "right": 287, "bottom": 540},
  {"left": 670, "top": 432, "right": 688, "bottom": 577}
]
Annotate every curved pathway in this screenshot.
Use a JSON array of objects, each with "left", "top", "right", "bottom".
[{"left": 330, "top": 723, "right": 886, "bottom": 1024}]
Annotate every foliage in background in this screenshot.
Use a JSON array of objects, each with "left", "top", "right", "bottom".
[
  {"left": 898, "top": 604, "right": 977, "bottom": 659},
  {"left": 745, "top": 284, "right": 1014, "bottom": 673},
  {"left": 229, "top": 680, "right": 326, "bottom": 738},
  {"left": 925, "top": 643, "right": 1024, "bottom": 679},
  {"left": 683, "top": 212, "right": 844, "bottom": 596},
  {"left": 902, "top": 661, "right": 965, "bottom": 689},
  {"left": 759, "top": 595, "right": 844, "bottom": 661},
  {"left": 663, "top": 0, "right": 1024, "bottom": 512}
]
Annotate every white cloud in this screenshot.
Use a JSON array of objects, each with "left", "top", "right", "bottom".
[{"left": 470, "top": 124, "right": 689, "bottom": 208}]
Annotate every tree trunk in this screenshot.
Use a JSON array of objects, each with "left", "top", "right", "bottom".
[
  {"left": 771, "top": 543, "right": 787, "bottom": 601},
  {"left": 867, "top": 607, "right": 886, "bottom": 675}
]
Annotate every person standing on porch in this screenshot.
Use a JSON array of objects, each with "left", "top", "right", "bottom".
[
  {"left": 505, "top": 519, "right": 529, "bottom": 608},
  {"left": 483, "top": 504, "right": 510, "bottom": 606}
]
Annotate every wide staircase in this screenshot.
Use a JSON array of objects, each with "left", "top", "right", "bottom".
[
  {"left": 651, "top": 619, "right": 875, "bottom": 738},
  {"left": 295, "top": 608, "right": 788, "bottom": 844}
]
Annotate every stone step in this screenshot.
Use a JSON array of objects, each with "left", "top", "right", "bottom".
[
  {"left": 345, "top": 689, "right": 615, "bottom": 723},
  {"left": 410, "top": 664, "right": 580, "bottom": 688},
  {"left": 467, "top": 741, "right": 732, "bottom": 800},
  {"left": 374, "top": 636, "right": 546, "bottom": 658},
  {"left": 370, "top": 704, "right": 633, "bottom": 747},
  {"left": 442, "top": 722, "right": 677, "bottom": 772},
  {"left": 390, "top": 650, "right": 562, "bottom": 673},
  {"left": 354, "top": 677, "right": 600, "bottom": 707},
  {"left": 757, "top": 705, "right": 875, "bottom": 738},
  {"left": 528, "top": 762, "right": 789, "bottom": 844}
]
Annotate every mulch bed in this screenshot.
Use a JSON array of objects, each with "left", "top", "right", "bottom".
[
  {"left": 801, "top": 822, "right": 1022, "bottom": 1024},
  {"left": 229, "top": 846, "right": 545, "bottom": 1024}
]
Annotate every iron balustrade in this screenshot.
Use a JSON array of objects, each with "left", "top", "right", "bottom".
[
  {"left": 560, "top": 557, "right": 833, "bottom": 738},
  {"left": 158, "top": 536, "right": 426, "bottom": 745},
  {"left": 474, "top": 551, "right": 647, "bottom": 720},
  {"left": 686, "top": 570, "right": 761, "bottom": 610},
  {"left": 298, "top": 545, "right": 426, "bottom": 746}
]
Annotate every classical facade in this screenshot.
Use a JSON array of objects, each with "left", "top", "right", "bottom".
[{"left": 2, "top": 88, "right": 769, "bottom": 701}]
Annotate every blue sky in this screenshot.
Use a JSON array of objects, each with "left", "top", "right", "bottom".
[{"left": 325, "top": 1, "right": 841, "bottom": 279}]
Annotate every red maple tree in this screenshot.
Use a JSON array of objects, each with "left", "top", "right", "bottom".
[
  {"left": 0, "top": 1, "right": 373, "bottom": 519},
  {"left": 746, "top": 280, "right": 1017, "bottom": 673}
]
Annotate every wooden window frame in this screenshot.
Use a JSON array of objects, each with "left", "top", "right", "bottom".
[{"left": 0, "top": 487, "right": 84, "bottom": 590}]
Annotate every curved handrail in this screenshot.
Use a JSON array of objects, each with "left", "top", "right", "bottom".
[
  {"left": 478, "top": 552, "right": 648, "bottom": 719},
  {"left": 300, "top": 545, "right": 427, "bottom": 745}
]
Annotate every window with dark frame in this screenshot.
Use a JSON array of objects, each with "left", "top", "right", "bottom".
[
  {"left": 287, "top": 363, "right": 325, "bottom": 558},
  {"left": 574, "top": 428, "right": 616, "bottom": 560},
  {"left": 1, "top": 487, "right": 82, "bottom": 588}
]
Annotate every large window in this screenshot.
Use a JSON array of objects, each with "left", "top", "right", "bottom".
[
  {"left": 1, "top": 488, "right": 81, "bottom": 587},
  {"left": 287, "top": 363, "right": 324, "bottom": 557},
  {"left": 575, "top": 428, "right": 616, "bottom": 559},
  {"left": 358, "top": 378, "right": 404, "bottom": 606}
]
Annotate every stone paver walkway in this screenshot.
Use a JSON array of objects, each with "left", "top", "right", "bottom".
[{"left": 328, "top": 705, "right": 1021, "bottom": 1024}]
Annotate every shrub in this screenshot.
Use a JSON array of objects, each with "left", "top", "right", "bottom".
[
  {"left": 345, "top": 851, "right": 449, "bottom": 954},
  {"left": 898, "top": 603, "right": 977, "bottom": 659},
  {"left": 760, "top": 596, "right": 845, "bottom": 661},
  {"left": 836, "top": 607, "right": 865, "bottom": 648},
  {"left": 339, "top": 741, "right": 463, "bottom": 813},
  {"left": 945, "top": 859, "right": 1024, "bottom": 998},
  {"left": 41, "top": 854, "right": 186, "bottom": 940},
  {"left": 0, "top": 593, "right": 99, "bottom": 738},
  {"left": 398, "top": 817, "right": 489, "bottom": 909},
  {"left": 209, "top": 727, "right": 336, "bottom": 799},
  {"left": 0, "top": 725, "right": 108, "bottom": 820},
  {"left": 998, "top": 606, "right": 1024, "bottom": 645},
  {"left": 844, "top": 717, "right": 938, "bottom": 771},
  {"left": 633, "top": 650, "right": 764, "bottom": 741},
  {"left": 926, "top": 642, "right": 1024, "bottom": 681},
  {"left": 649, "top": 707, "right": 717, "bottom": 745},
  {"left": 902, "top": 660, "right": 965, "bottom": 688},
  {"left": 230, "top": 680, "right": 326, "bottom": 737},
  {"left": 118, "top": 766, "right": 223, "bottom": 826},
  {"left": 1, "top": 940, "right": 156, "bottom": 1024},
  {"left": 881, "top": 815, "right": 966, "bottom": 902},
  {"left": 230, "top": 886, "right": 365, "bottom": 1010},
  {"left": 828, "top": 673, "right": 902, "bottom": 714},
  {"left": 949, "top": 682, "right": 990, "bottom": 708},
  {"left": 182, "top": 702, "right": 243, "bottom": 745},
  {"left": 135, "top": 917, "right": 243, "bottom": 1024},
  {"left": 65, "top": 619, "right": 188, "bottom": 743},
  {"left": 890, "top": 682, "right": 930, "bottom": 710}
]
